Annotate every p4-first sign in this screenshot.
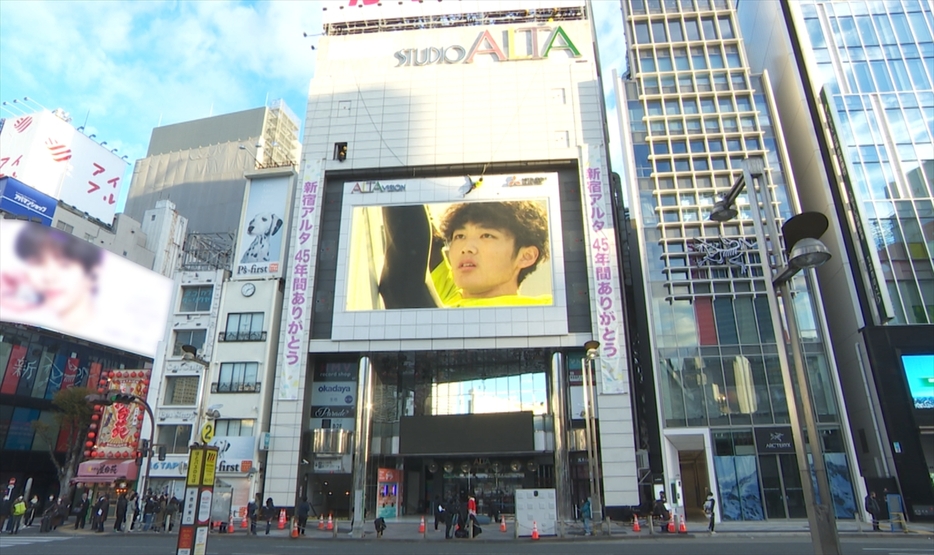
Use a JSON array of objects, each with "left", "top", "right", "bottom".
[{"left": 0, "top": 111, "right": 127, "bottom": 224}]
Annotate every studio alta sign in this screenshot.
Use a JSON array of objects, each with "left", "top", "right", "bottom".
[{"left": 395, "top": 26, "right": 581, "bottom": 67}]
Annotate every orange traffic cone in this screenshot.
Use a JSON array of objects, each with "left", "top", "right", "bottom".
[
  {"left": 326, "top": 514, "right": 334, "bottom": 531},
  {"left": 500, "top": 515, "right": 507, "bottom": 533},
  {"left": 679, "top": 518, "right": 687, "bottom": 534},
  {"left": 278, "top": 508, "right": 287, "bottom": 530},
  {"left": 318, "top": 515, "right": 324, "bottom": 530},
  {"left": 418, "top": 516, "right": 426, "bottom": 534},
  {"left": 241, "top": 512, "right": 248, "bottom": 529},
  {"left": 667, "top": 515, "right": 675, "bottom": 533},
  {"left": 531, "top": 520, "right": 539, "bottom": 540},
  {"left": 228, "top": 513, "right": 234, "bottom": 534},
  {"left": 291, "top": 517, "right": 299, "bottom": 538},
  {"left": 632, "top": 517, "right": 641, "bottom": 532}
]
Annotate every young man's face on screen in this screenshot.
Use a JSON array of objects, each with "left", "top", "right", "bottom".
[{"left": 447, "top": 222, "right": 539, "bottom": 299}]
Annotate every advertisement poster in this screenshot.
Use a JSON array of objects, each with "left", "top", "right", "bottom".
[
  {"left": 233, "top": 175, "right": 290, "bottom": 279},
  {"left": 0, "top": 220, "right": 172, "bottom": 357},
  {"left": 95, "top": 369, "right": 150, "bottom": 459}
]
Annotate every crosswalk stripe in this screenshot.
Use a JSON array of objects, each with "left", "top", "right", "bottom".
[{"left": 0, "top": 536, "right": 73, "bottom": 547}]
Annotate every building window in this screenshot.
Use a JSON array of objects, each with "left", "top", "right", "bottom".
[
  {"left": 222, "top": 313, "right": 265, "bottom": 342},
  {"left": 173, "top": 329, "right": 207, "bottom": 356},
  {"left": 180, "top": 285, "right": 213, "bottom": 312},
  {"left": 164, "top": 376, "right": 200, "bottom": 406},
  {"left": 55, "top": 221, "right": 74, "bottom": 233},
  {"left": 214, "top": 419, "right": 256, "bottom": 437},
  {"left": 157, "top": 424, "right": 192, "bottom": 454},
  {"left": 216, "top": 362, "right": 260, "bottom": 393}
]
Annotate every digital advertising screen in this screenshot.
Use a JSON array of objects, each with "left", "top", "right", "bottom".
[
  {"left": 332, "top": 173, "right": 568, "bottom": 341},
  {"left": 902, "top": 354, "right": 934, "bottom": 410},
  {"left": 0, "top": 220, "right": 172, "bottom": 357}
]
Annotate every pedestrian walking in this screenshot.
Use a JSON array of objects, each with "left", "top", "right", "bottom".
[
  {"left": 581, "top": 498, "right": 593, "bottom": 536},
  {"left": 93, "top": 494, "right": 110, "bottom": 533},
  {"left": 247, "top": 494, "right": 261, "bottom": 535},
  {"left": 296, "top": 496, "right": 310, "bottom": 535},
  {"left": 142, "top": 495, "right": 156, "bottom": 531},
  {"left": 704, "top": 490, "right": 717, "bottom": 534},
  {"left": 74, "top": 493, "right": 90, "bottom": 530},
  {"left": 9, "top": 496, "right": 27, "bottom": 534},
  {"left": 865, "top": 491, "right": 882, "bottom": 531},
  {"left": 433, "top": 495, "right": 444, "bottom": 531},
  {"left": 264, "top": 497, "right": 276, "bottom": 535},
  {"left": 114, "top": 494, "right": 128, "bottom": 532},
  {"left": 24, "top": 495, "right": 39, "bottom": 527}
]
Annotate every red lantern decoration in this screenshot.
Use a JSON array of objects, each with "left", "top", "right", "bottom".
[
  {"left": 85, "top": 441, "right": 94, "bottom": 448},
  {"left": 88, "top": 432, "right": 96, "bottom": 439},
  {"left": 84, "top": 451, "right": 91, "bottom": 457},
  {"left": 89, "top": 423, "right": 97, "bottom": 431},
  {"left": 91, "top": 414, "right": 99, "bottom": 421},
  {"left": 91, "top": 450, "right": 98, "bottom": 457}
]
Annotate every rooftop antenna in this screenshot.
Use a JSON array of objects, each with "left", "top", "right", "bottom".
[
  {"left": 22, "top": 96, "right": 48, "bottom": 112},
  {"left": 1, "top": 101, "right": 27, "bottom": 116}
]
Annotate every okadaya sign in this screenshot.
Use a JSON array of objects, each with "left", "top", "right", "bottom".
[
  {"left": 395, "top": 25, "right": 581, "bottom": 66},
  {"left": 754, "top": 426, "right": 796, "bottom": 454}
]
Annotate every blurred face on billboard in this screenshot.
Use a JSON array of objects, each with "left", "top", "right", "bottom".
[
  {"left": 0, "top": 220, "right": 172, "bottom": 357},
  {"left": 3, "top": 225, "right": 101, "bottom": 327}
]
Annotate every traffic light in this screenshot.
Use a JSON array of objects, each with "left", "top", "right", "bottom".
[
  {"left": 158, "top": 445, "right": 167, "bottom": 461},
  {"left": 84, "top": 390, "right": 137, "bottom": 406},
  {"left": 107, "top": 391, "right": 137, "bottom": 405}
]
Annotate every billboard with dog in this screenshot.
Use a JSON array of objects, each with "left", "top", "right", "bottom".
[{"left": 233, "top": 174, "right": 291, "bottom": 279}]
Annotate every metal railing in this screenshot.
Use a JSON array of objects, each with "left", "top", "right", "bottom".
[
  {"left": 211, "top": 382, "right": 262, "bottom": 393},
  {"left": 218, "top": 331, "right": 267, "bottom": 342}
]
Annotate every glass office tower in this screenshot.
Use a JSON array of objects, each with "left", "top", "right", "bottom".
[
  {"left": 738, "top": 0, "right": 934, "bottom": 519},
  {"left": 617, "top": 0, "right": 862, "bottom": 521}
]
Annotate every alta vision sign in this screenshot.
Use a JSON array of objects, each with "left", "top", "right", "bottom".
[{"left": 395, "top": 26, "right": 581, "bottom": 67}]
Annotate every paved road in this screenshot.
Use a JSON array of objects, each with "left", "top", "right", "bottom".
[{"left": 1, "top": 530, "right": 931, "bottom": 555}]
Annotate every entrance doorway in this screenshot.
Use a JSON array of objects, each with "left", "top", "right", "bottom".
[{"left": 678, "top": 450, "right": 710, "bottom": 521}]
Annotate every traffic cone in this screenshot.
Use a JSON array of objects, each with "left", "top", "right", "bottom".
[
  {"left": 632, "top": 517, "right": 641, "bottom": 532},
  {"left": 228, "top": 513, "right": 234, "bottom": 534},
  {"left": 326, "top": 514, "right": 334, "bottom": 531},
  {"left": 291, "top": 517, "right": 299, "bottom": 539},
  {"left": 418, "top": 516, "right": 426, "bottom": 534},
  {"left": 667, "top": 515, "right": 675, "bottom": 533},
  {"left": 679, "top": 518, "right": 687, "bottom": 534},
  {"left": 318, "top": 515, "right": 324, "bottom": 530},
  {"left": 531, "top": 520, "right": 539, "bottom": 540},
  {"left": 241, "top": 512, "right": 248, "bottom": 529},
  {"left": 278, "top": 508, "right": 287, "bottom": 530},
  {"left": 500, "top": 515, "right": 507, "bottom": 533}
]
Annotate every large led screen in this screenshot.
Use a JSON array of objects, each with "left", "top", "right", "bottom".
[
  {"left": 902, "top": 354, "right": 934, "bottom": 410},
  {"left": 347, "top": 200, "right": 553, "bottom": 310},
  {"left": 0, "top": 220, "right": 172, "bottom": 357}
]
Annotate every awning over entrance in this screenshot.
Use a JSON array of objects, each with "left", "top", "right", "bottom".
[{"left": 73, "top": 459, "right": 139, "bottom": 483}]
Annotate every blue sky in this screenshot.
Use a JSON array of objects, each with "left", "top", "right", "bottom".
[{"left": 0, "top": 1, "right": 629, "bottom": 212}]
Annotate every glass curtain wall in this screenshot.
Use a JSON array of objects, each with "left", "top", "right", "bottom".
[
  {"left": 623, "top": 0, "right": 856, "bottom": 519},
  {"left": 798, "top": 0, "right": 934, "bottom": 324}
]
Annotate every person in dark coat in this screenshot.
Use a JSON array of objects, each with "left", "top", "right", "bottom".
[
  {"left": 247, "top": 494, "right": 260, "bottom": 535},
  {"left": 865, "top": 491, "right": 882, "bottom": 531},
  {"left": 74, "top": 493, "right": 90, "bottom": 529},
  {"left": 443, "top": 497, "right": 457, "bottom": 540},
  {"left": 433, "top": 495, "right": 444, "bottom": 531},
  {"left": 264, "top": 498, "right": 276, "bottom": 535},
  {"left": 114, "top": 494, "right": 128, "bottom": 532},
  {"left": 93, "top": 494, "right": 110, "bottom": 533},
  {"left": 296, "top": 496, "right": 311, "bottom": 535},
  {"left": 24, "top": 495, "right": 40, "bottom": 527}
]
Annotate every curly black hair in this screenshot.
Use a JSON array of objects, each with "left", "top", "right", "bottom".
[{"left": 439, "top": 200, "right": 549, "bottom": 285}]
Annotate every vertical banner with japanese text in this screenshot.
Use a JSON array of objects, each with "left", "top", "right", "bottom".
[
  {"left": 279, "top": 160, "right": 324, "bottom": 400},
  {"left": 176, "top": 445, "right": 218, "bottom": 555},
  {"left": 581, "top": 145, "right": 628, "bottom": 394}
]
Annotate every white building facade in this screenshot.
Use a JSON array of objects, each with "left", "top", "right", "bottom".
[{"left": 262, "top": 0, "right": 641, "bottom": 528}]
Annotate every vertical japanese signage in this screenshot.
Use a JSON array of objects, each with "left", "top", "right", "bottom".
[
  {"left": 279, "top": 160, "right": 323, "bottom": 400},
  {"left": 581, "top": 146, "right": 628, "bottom": 394},
  {"left": 94, "top": 369, "right": 150, "bottom": 459},
  {"left": 177, "top": 445, "right": 218, "bottom": 555}
]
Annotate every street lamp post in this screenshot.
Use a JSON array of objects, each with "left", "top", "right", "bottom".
[
  {"left": 581, "top": 340, "right": 602, "bottom": 533},
  {"left": 710, "top": 159, "right": 841, "bottom": 555}
]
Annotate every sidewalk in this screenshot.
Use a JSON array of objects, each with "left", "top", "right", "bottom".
[{"left": 42, "top": 515, "right": 934, "bottom": 542}]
